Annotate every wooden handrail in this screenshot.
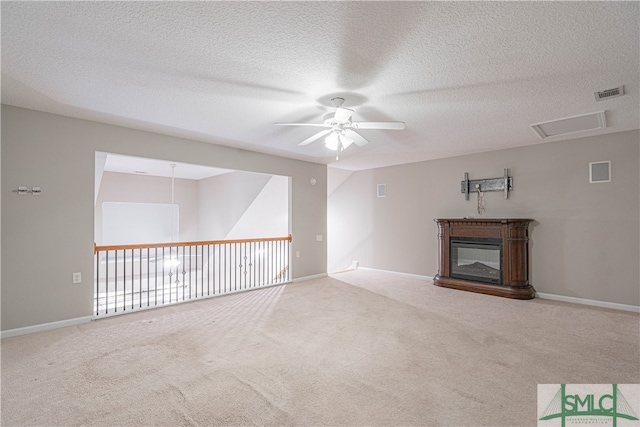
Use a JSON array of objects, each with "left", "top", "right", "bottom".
[{"left": 95, "top": 234, "right": 292, "bottom": 254}]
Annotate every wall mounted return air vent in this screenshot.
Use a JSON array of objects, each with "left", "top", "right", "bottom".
[{"left": 594, "top": 86, "right": 624, "bottom": 101}]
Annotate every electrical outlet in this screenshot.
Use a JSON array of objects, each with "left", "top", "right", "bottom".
[{"left": 72, "top": 272, "right": 82, "bottom": 284}]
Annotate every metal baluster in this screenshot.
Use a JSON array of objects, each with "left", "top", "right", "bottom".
[
  {"left": 220, "top": 244, "right": 224, "bottom": 294},
  {"left": 105, "top": 251, "right": 109, "bottom": 314},
  {"left": 215, "top": 244, "right": 218, "bottom": 294},
  {"left": 202, "top": 244, "right": 206, "bottom": 297},
  {"left": 279, "top": 240, "right": 282, "bottom": 281},
  {"left": 234, "top": 243, "right": 238, "bottom": 291},
  {"left": 182, "top": 246, "right": 186, "bottom": 300},
  {"left": 170, "top": 249, "right": 175, "bottom": 303},
  {"left": 123, "top": 250, "right": 126, "bottom": 311},
  {"left": 114, "top": 249, "right": 118, "bottom": 312},
  {"left": 188, "top": 245, "right": 192, "bottom": 299},
  {"left": 145, "top": 248, "right": 149, "bottom": 307},
  {"left": 257, "top": 242, "right": 261, "bottom": 287},
  {"left": 248, "top": 242, "right": 251, "bottom": 288},
  {"left": 251, "top": 241, "right": 255, "bottom": 288},
  {"left": 195, "top": 245, "right": 199, "bottom": 298},
  {"left": 131, "top": 249, "right": 134, "bottom": 309},
  {"left": 253, "top": 242, "right": 260, "bottom": 287},
  {"left": 138, "top": 249, "right": 142, "bottom": 308},
  {"left": 268, "top": 241, "right": 272, "bottom": 285},
  {"left": 95, "top": 251, "right": 99, "bottom": 316},
  {"left": 131, "top": 248, "right": 134, "bottom": 310},
  {"left": 125, "top": 249, "right": 129, "bottom": 310},
  {"left": 162, "top": 247, "right": 166, "bottom": 305},
  {"left": 154, "top": 248, "right": 158, "bottom": 307},
  {"left": 176, "top": 247, "right": 179, "bottom": 301},
  {"left": 242, "top": 242, "right": 247, "bottom": 290},
  {"left": 206, "top": 245, "right": 209, "bottom": 296},
  {"left": 122, "top": 250, "right": 126, "bottom": 312}
]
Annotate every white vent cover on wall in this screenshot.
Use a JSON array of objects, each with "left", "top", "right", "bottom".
[
  {"left": 589, "top": 161, "right": 611, "bottom": 183},
  {"left": 531, "top": 111, "right": 606, "bottom": 139},
  {"left": 594, "top": 86, "right": 624, "bottom": 101}
]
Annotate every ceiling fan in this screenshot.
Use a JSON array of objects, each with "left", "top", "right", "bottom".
[{"left": 274, "top": 97, "right": 405, "bottom": 159}]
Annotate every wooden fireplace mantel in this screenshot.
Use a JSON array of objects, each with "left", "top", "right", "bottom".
[{"left": 434, "top": 218, "right": 535, "bottom": 299}]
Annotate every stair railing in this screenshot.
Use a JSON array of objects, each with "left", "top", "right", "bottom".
[{"left": 94, "top": 235, "right": 292, "bottom": 317}]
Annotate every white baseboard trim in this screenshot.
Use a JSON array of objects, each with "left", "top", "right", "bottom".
[
  {"left": 348, "top": 270, "right": 638, "bottom": 312},
  {"left": 292, "top": 273, "right": 328, "bottom": 283},
  {"left": 357, "top": 267, "right": 433, "bottom": 281},
  {"left": 536, "top": 293, "right": 640, "bottom": 313},
  {"left": 1, "top": 315, "right": 93, "bottom": 339}
]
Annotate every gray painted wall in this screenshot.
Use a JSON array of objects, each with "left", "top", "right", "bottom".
[
  {"left": 328, "top": 130, "right": 639, "bottom": 306},
  {"left": 1, "top": 105, "right": 327, "bottom": 331}
]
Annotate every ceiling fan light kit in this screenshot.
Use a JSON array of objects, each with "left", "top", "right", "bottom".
[{"left": 274, "top": 97, "right": 405, "bottom": 159}]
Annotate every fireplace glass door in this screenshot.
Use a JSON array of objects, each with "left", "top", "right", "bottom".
[{"left": 450, "top": 238, "right": 502, "bottom": 284}]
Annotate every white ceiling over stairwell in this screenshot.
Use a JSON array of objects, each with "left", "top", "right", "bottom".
[
  {"left": 103, "top": 153, "right": 233, "bottom": 180},
  {"left": 2, "top": 2, "right": 638, "bottom": 171}
]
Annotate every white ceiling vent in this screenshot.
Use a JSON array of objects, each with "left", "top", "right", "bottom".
[
  {"left": 531, "top": 111, "right": 606, "bottom": 139},
  {"left": 594, "top": 86, "right": 624, "bottom": 101}
]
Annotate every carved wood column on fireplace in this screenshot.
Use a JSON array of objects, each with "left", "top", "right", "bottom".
[{"left": 434, "top": 218, "right": 535, "bottom": 299}]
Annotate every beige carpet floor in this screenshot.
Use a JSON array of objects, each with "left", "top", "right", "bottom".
[{"left": 1, "top": 270, "right": 639, "bottom": 426}]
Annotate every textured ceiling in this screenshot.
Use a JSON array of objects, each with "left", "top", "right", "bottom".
[{"left": 2, "top": 2, "right": 639, "bottom": 171}]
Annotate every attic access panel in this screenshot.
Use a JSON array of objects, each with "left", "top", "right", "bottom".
[{"left": 531, "top": 111, "right": 606, "bottom": 139}]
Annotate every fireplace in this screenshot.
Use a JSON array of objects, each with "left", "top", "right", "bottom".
[
  {"left": 450, "top": 238, "right": 502, "bottom": 285},
  {"left": 434, "top": 218, "right": 535, "bottom": 299}
]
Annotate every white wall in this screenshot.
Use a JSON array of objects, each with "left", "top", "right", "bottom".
[
  {"left": 97, "top": 169, "right": 289, "bottom": 245},
  {"left": 328, "top": 130, "right": 640, "bottom": 306},
  {"left": 1, "top": 105, "right": 327, "bottom": 331},
  {"left": 95, "top": 172, "right": 199, "bottom": 244},
  {"left": 225, "top": 175, "right": 289, "bottom": 239},
  {"left": 197, "top": 171, "right": 271, "bottom": 240}
]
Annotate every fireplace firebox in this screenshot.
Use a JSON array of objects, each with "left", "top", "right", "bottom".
[
  {"left": 450, "top": 238, "right": 502, "bottom": 285},
  {"left": 434, "top": 218, "right": 535, "bottom": 299}
]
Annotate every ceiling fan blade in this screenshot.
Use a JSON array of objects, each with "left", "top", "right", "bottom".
[
  {"left": 339, "top": 134, "right": 355, "bottom": 149},
  {"left": 274, "top": 122, "right": 328, "bottom": 127},
  {"left": 351, "top": 121, "right": 405, "bottom": 130},
  {"left": 298, "top": 129, "right": 331, "bottom": 146},
  {"left": 334, "top": 106, "right": 354, "bottom": 123},
  {"left": 344, "top": 130, "right": 369, "bottom": 147}
]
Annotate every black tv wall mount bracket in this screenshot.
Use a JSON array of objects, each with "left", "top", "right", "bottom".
[{"left": 461, "top": 169, "right": 513, "bottom": 200}]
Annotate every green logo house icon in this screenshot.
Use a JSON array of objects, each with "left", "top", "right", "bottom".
[{"left": 539, "top": 384, "right": 639, "bottom": 427}]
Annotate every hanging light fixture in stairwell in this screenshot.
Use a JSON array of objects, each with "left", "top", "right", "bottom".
[{"left": 166, "top": 163, "right": 181, "bottom": 268}]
